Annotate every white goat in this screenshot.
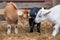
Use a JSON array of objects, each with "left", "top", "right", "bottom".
[{"left": 35, "top": 5, "right": 60, "bottom": 37}]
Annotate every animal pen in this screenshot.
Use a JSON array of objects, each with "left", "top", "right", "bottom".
[{"left": 0, "top": 0, "right": 60, "bottom": 40}]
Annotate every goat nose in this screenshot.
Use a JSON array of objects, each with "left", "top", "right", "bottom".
[{"left": 35, "top": 19, "right": 39, "bottom": 23}]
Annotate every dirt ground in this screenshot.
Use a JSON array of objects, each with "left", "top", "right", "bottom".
[{"left": 0, "top": 20, "right": 60, "bottom": 40}]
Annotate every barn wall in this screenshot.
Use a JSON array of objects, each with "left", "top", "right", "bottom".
[
  {"left": 14, "top": 2, "right": 52, "bottom": 9},
  {"left": 0, "top": 0, "right": 52, "bottom": 21},
  {"left": 56, "top": 0, "right": 60, "bottom": 5},
  {"left": 0, "top": 0, "right": 52, "bottom": 9},
  {"left": 51, "top": 0, "right": 60, "bottom": 6}
]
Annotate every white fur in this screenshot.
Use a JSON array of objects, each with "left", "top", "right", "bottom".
[
  {"left": 17, "top": 10, "right": 23, "bottom": 16},
  {"left": 14, "top": 25, "right": 18, "bottom": 34},
  {"left": 7, "top": 24, "right": 11, "bottom": 35},
  {"left": 35, "top": 5, "right": 60, "bottom": 37}
]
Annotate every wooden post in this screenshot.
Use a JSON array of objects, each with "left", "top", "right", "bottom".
[
  {"left": 52, "top": 0, "right": 57, "bottom": 6},
  {"left": 56, "top": 0, "right": 60, "bottom": 5}
]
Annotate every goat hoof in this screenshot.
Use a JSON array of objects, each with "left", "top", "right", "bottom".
[
  {"left": 37, "top": 30, "right": 40, "bottom": 33},
  {"left": 38, "top": 31, "right": 40, "bottom": 33},
  {"left": 7, "top": 29, "right": 11, "bottom": 35},
  {"left": 30, "top": 31, "right": 33, "bottom": 33},
  {"left": 15, "top": 29, "right": 18, "bottom": 34}
]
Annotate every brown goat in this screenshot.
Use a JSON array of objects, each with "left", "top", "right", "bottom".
[
  {"left": 18, "top": 10, "right": 29, "bottom": 28},
  {"left": 4, "top": 2, "right": 18, "bottom": 35}
]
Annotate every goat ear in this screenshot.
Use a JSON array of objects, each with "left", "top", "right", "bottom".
[
  {"left": 17, "top": 10, "right": 23, "bottom": 16},
  {"left": 44, "top": 11, "right": 51, "bottom": 16},
  {"left": 11, "top": 2, "right": 18, "bottom": 10}
]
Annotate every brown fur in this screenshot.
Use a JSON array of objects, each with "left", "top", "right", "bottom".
[
  {"left": 4, "top": 2, "right": 18, "bottom": 24},
  {"left": 22, "top": 10, "right": 29, "bottom": 21},
  {"left": 18, "top": 10, "right": 29, "bottom": 27}
]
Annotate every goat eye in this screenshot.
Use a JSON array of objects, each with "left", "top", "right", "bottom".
[{"left": 39, "top": 16, "right": 41, "bottom": 17}]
